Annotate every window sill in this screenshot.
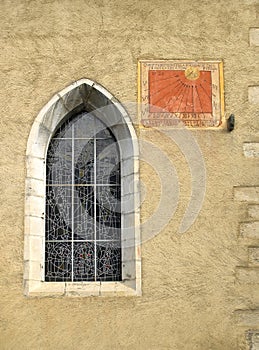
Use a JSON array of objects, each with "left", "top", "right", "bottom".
[{"left": 24, "top": 280, "right": 141, "bottom": 297}]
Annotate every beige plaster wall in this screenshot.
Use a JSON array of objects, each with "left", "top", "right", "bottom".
[{"left": 0, "top": 0, "right": 258, "bottom": 349}]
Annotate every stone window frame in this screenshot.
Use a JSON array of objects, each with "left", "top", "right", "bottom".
[{"left": 24, "top": 79, "right": 141, "bottom": 297}]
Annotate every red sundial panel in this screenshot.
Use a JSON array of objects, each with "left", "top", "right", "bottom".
[
  {"left": 139, "top": 60, "right": 224, "bottom": 128},
  {"left": 149, "top": 70, "right": 212, "bottom": 114}
]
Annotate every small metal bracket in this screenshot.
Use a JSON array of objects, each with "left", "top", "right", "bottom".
[{"left": 227, "top": 114, "right": 235, "bottom": 132}]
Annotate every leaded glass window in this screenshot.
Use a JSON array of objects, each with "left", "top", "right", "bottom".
[{"left": 45, "top": 112, "right": 121, "bottom": 282}]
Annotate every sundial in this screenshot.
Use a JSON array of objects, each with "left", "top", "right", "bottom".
[{"left": 138, "top": 60, "right": 224, "bottom": 127}]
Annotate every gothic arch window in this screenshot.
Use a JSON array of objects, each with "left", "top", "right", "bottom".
[
  {"left": 24, "top": 79, "right": 141, "bottom": 296},
  {"left": 46, "top": 112, "right": 121, "bottom": 282}
]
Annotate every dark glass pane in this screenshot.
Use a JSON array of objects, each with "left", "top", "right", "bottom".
[
  {"left": 73, "top": 242, "right": 95, "bottom": 281},
  {"left": 96, "top": 186, "right": 121, "bottom": 240},
  {"left": 46, "top": 139, "right": 72, "bottom": 185},
  {"left": 45, "top": 186, "right": 72, "bottom": 241},
  {"left": 95, "top": 125, "right": 114, "bottom": 139},
  {"left": 96, "top": 139, "right": 120, "bottom": 184},
  {"left": 54, "top": 119, "right": 72, "bottom": 138},
  {"left": 45, "top": 242, "right": 72, "bottom": 282},
  {"left": 74, "top": 139, "right": 95, "bottom": 184},
  {"left": 96, "top": 242, "right": 121, "bottom": 281},
  {"left": 45, "top": 110, "right": 122, "bottom": 282},
  {"left": 74, "top": 186, "right": 95, "bottom": 240}
]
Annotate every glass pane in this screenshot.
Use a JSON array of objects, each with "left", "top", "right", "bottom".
[
  {"left": 96, "top": 139, "right": 120, "bottom": 184},
  {"left": 54, "top": 119, "right": 72, "bottom": 138},
  {"left": 95, "top": 124, "right": 114, "bottom": 139},
  {"left": 74, "top": 139, "right": 94, "bottom": 184},
  {"left": 96, "top": 186, "right": 121, "bottom": 240},
  {"left": 73, "top": 242, "right": 95, "bottom": 281},
  {"left": 74, "top": 186, "right": 95, "bottom": 240},
  {"left": 73, "top": 113, "right": 96, "bottom": 139},
  {"left": 96, "top": 241, "right": 121, "bottom": 281},
  {"left": 46, "top": 186, "right": 72, "bottom": 241},
  {"left": 45, "top": 242, "right": 72, "bottom": 282},
  {"left": 45, "top": 110, "right": 122, "bottom": 282},
  {"left": 46, "top": 139, "right": 72, "bottom": 185}
]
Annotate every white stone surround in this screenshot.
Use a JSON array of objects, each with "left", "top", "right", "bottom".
[{"left": 24, "top": 79, "right": 141, "bottom": 297}]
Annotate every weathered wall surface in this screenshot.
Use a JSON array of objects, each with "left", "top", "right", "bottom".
[{"left": 0, "top": 0, "right": 258, "bottom": 349}]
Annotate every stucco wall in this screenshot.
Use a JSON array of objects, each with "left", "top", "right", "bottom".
[{"left": 0, "top": 0, "right": 258, "bottom": 349}]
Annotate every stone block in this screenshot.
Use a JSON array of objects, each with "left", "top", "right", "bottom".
[
  {"left": 247, "top": 330, "right": 259, "bottom": 350},
  {"left": 24, "top": 216, "right": 44, "bottom": 237},
  {"left": 243, "top": 143, "right": 259, "bottom": 158},
  {"left": 65, "top": 282, "right": 100, "bottom": 297},
  {"left": 24, "top": 281, "right": 65, "bottom": 297},
  {"left": 122, "top": 173, "right": 135, "bottom": 196},
  {"left": 248, "top": 205, "right": 259, "bottom": 220},
  {"left": 25, "top": 195, "right": 45, "bottom": 219},
  {"left": 41, "top": 98, "right": 69, "bottom": 133},
  {"left": 234, "top": 187, "right": 259, "bottom": 202},
  {"left": 249, "top": 247, "right": 259, "bottom": 266},
  {"left": 121, "top": 234, "right": 136, "bottom": 248},
  {"left": 121, "top": 193, "right": 135, "bottom": 214},
  {"left": 25, "top": 178, "right": 45, "bottom": 197},
  {"left": 236, "top": 267, "right": 259, "bottom": 284},
  {"left": 236, "top": 309, "right": 259, "bottom": 327},
  {"left": 111, "top": 100, "right": 129, "bottom": 118},
  {"left": 59, "top": 85, "right": 84, "bottom": 113},
  {"left": 136, "top": 243, "right": 141, "bottom": 260},
  {"left": 100, "top": 282, "right": 117, "bottom": 297},
  {"left": 135, "top": 210, "right": 141, "bottom": 229},
  {"left": 115, "top": 280, "right": 140, "bottom": 296},
  {"left": 123, "top": 212, "right": 135, "bottom": 230},
  {"left": 240, "top": 222, "right": 259, "bottom": 239},
  {"left": 26, "top": 156, "right": 45, "bottom": 181},
  {"left": 26, "top": 122, "right": 51, "bottom": 159},
  {"left": 24, "top": 260, "right": 43, "bottom": 281},
  {"left": 94, "top": 82, "right": 114, "bottom": 101},
  {"left": 248, "top": 86, "right": 259, "bottom": 104},
  {"left": 117, "top": 136, "right": 135, "bottom": 159},
  {"left": 24, "top": 235, "right": 44, "bottom": 261},
  {"left": 135, "top": 259, "right": 142, "bottom": 280},
  {"left": 122, "top": 260, "right": 135, "bottom": 280},
  {"left": 250, "top": 28, "right": 259, "bottom": 46},
  {"left": 121, "top": 245, "right": 136, "bottom": 262},
  {"left": 121, "top": 157, "right": 139, "bottom": 178}
]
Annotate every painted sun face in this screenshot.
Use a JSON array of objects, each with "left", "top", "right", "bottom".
[{"left": 184, "top": 66, "right": 200, "bottom": 80}]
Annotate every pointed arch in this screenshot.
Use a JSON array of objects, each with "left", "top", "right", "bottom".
[{"left": 24, "top": 79, "right": 141, "bottom": 296}]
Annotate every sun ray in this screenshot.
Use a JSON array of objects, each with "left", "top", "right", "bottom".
[
  {"left": 151, "top": 80, "right": 184, "bottom": 107},
  {"left": 149, "top": 78, "right": 182, "bottom": 99}
]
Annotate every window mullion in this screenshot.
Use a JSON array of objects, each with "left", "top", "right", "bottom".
[
  {"left": 94, "top": 137, "right": 97, "bottom": 281},
  {"left": 71, "top": 123, "right": 74, "bottom": 282}
]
